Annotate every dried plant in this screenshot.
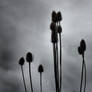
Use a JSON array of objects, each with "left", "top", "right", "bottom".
[{"left": 19, "top": 57, "right": 27, "bottom": 92}]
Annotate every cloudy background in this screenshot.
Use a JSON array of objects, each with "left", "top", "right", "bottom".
[{"left": 0, "top": 0, "right": 92, "bottom": 92}]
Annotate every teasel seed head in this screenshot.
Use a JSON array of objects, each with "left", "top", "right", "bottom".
[
  {"left": 19, "top": 57, "right": 25, "bottom": 66},
  {"left": 26, "top": 52, "right": 33, "bottom": 63}
]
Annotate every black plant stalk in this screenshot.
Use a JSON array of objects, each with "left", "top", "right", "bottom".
[
  {"left": 59, "top": 33, "right": 62, "bottom": 92},
  {"left": 80, "top": 57, "right": 84, "bottom": 92},
  {"left": 40, "top": 73, "right": 42, "bottom": 92},
  {"left": 56, "top": 42, "right": 60, "bottom": 92},
  {"left": 82, "top": 54, "right": 86, "bottom": 92},
  {"left": 53, "top": 43, "right": 58, "bottom": 92},
  {"left": 21, "top": 66, "right": 27, "bottom": 92},
  {"left": 29, "top": 62, "right": 33, "bottom": 92}
]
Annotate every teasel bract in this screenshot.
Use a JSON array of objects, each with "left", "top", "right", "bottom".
[
  {"left": 78, "top": 39, "right": 87, "bottom": 92},
  {"left": 26, "top": 52, "right": 34, "bottom": 92},
  {"left": 38, "top": 64, "right": 44, "bottom": 92},
  {"left": 19, "top": 57, "right": 27, "bottom": 92}
]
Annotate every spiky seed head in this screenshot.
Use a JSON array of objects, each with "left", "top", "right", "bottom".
[
  {"left": 50, "top": 22, "right": 56, "bottom": 32},
  {"left": 80, "top": 39, "right": 86, "bottom": 51},
  {"left": 57, "top": 11, "right": 62, "bottom": 22},
  {"left": 26, "top": 52, "right": 33, "bottom": 63},
  {"left": 19, "top": 57, "right": 25, "bottom": 66},
  {"left": 38, "top": 64, "right": 44, "bottom": 73},
  {"left": 51, "top": 31, "right": 58, "bottom": 43},
  {"left": 78, "top": 46, "right": 83, "bottom": 55},
  {"left": 57, "top": 25, "right": 62, "bottom": 33},
  {"left": 52, "top": 11, "right": 57, "bottom": 23}
]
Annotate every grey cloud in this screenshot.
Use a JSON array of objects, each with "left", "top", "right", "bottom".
[{"left": 0, "top": 0, "right": 92, "bottom": 92}]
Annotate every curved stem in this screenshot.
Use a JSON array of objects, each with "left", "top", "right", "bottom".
[
  {"left": 21, "top": 66, "right": 27, "bottom": 92},
  {"left": 29, "top": 63, "right": 33, "bottom": 92}
]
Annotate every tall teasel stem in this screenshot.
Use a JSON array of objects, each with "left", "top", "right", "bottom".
[
  {"left": 26, "top": 52, "right": 34, "bottom": 92},
  {"left": 19, "top": 57, "right": 27, "bottom": 92},
  {"left": 57, "top": 11, "right": 62, "bottom": 92},
  {"left": 50, "top": 11, "right": 63, "bottom": 92},
  {"left": 21, "top": 66, "right": 28, "bottom": 92},
  {"left": 59, "top": 33, "right": 62, "bottom": 92},
  {"left": 80, "top": 57, "right": 84, "bottom": 92},
  {"left": 29, "top": 62, "right": 33, "bottom": 92},
  {"left": 38, "top": 64, "right": 44, "bottom": 92},
  {"left": 82, "top": 54, "right": 86, "bottom": 92},
  {"left": 53, "top": 43, "right": 58, "bottom": 92},
  {"left": 78, "top": 39, "right": 87, "bottom": 92}
]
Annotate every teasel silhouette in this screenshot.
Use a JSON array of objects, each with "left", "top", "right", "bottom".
[
  {"left": 38, "top": 64, "right": 44, "bottom": 92},
  {"left": 50, "top": 11, "right": 63, "bottom": 92},
  {"left": 19, "top": 57, "right": 27, "bottom": 92},
  {"left": 57, "top": 11, "right": 62, "bottom": 92},
  {"left": 26, "top": 52, "right": 34, "bottom": 92},
  {"left": 78, "top": 39, "right": 87, "bottom": 92}
]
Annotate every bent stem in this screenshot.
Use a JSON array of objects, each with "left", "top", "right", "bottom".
[
  {"left": 29, "top": 63, "right": 33, "bottom": 92},
  {"left": 21, "top": 66, "right": 27, "bottom": 92}
]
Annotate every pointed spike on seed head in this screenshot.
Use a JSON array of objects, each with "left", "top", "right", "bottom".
[
  {"left": 52, "top": 11, "right": 57, "bottom": 23},
  {"left": 57, "top": 25, "right": 62, "bottom": 33},
  {"left": 50, "top": 22, "right": 57, "bottom": 32},
  {"left": 38, "top": 64, "right": 44, "bottom": 73},
  {"left": 26, "top": 52, "right": 33, "bottom": 63},
  {"left": 80, "top": 39, "right": 86, "bottom": 51},
  {"left": 57, "top": 11, "right": 62, "bottom": 22},
  {"left": 19, "top": 57, "right": 25, "bottom": 66}
]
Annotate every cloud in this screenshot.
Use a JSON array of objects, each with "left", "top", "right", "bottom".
[{"left": 0, "top": 0, "right": 92, "bottom": 92}]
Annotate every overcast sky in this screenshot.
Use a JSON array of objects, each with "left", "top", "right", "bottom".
[{"left": 0, "top": 0, "right": 92, "bottom": 92}]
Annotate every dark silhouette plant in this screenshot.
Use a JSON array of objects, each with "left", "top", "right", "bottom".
[
  {"left": 50, "top": 11, "right": 63, "bottom": 92},
  {"left": 19, "top": 57, "right": 27, "bottom": 92},
  {"left": 26, "top": 52, "right": 34, "bottom": 92},
  {"left": 18, "top": 11, "right": 88, "bottom": 92},
  {"left": 38, "top": 64, "right": 44, "bottom": 92},
  {"left": 78, "top": 39, "right": 86, "bottom": 92},
  {"left": 57, "top": 12, "right": 62, "bottom": 92}
]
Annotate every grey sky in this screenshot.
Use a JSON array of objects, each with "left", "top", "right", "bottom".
[{"left": 0, "top": 0, "right": 92, "bottom": 92}]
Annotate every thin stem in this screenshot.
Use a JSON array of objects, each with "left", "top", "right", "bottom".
[
  {"left": 29, "top": 63, "right": 33, "bottom": 92},
  {"left": 80, "top": 58, "right": 84, "bottom": 92},
  {"left": 53, "top": 43, "right": 58, "bottom": 92},
  {"left": 21, "top": 66, "right": 27, "bottom": 92},
  {"left": 59, "top": 33, "right": 62, "bottom": 92},
  {"left": 83, "top": 54, "right": 86, "bottom": 92},
  {"left": 40, "top": 73, "right": 42, "bottom": 92},
  {"left": 56, "top": 43, "right": 59, "bottom": 92}
]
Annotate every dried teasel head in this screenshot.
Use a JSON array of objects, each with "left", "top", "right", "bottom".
[
  {"left": 19, "top": 57, "right": 25, "bottom": 66},
  {"left": 57, "top": 25, "right": 62, "bottom": 33},
  {"left": 57, "top": 11, "right": 62, "bottom": 22},
  {"left": 52, "top": 11, "right": 57, "bottom": 23},
  {"left": 38, "top": 64, "right": 44, "bottom": 73},
  {"left": 78, "top": 46, "right": 83, "bottom": 55},
  {"left": 80, "top": 39, "right": 86, "bottom": 52},
  {"left": 26, "top": 52, "right": 33, "bottom": 63},
  {"left": 50, "top": 22, "right": 57, "bottom": 32}
]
